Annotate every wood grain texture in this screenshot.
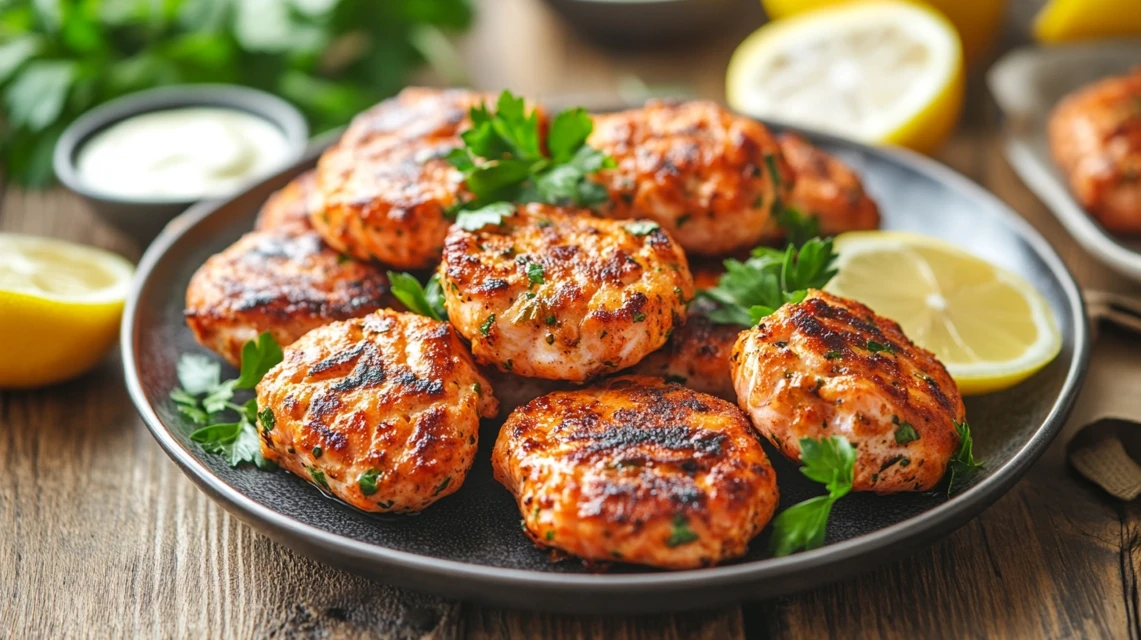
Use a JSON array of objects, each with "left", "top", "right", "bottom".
[{"left": 3, "top": 0, "right": 1141, "bottom": 637}]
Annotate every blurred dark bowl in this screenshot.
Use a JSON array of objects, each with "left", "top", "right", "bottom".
[
  {"left": 542, "top": 0, "right": 752, "bottom": 47},
  {"left": 54, "top": 84, "right": 309, "bottom": 248}
]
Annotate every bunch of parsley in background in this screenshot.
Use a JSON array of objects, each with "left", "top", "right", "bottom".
[{"left": 0, "top": 0, "right": 473, "bottom": 186}]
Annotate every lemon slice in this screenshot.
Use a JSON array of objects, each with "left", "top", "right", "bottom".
[
  {"left": 759, "top": 0, "right": 1007, "bottom": 64},
  {"left": 0, "top": 234, "right": 135, "bottom": 389},
  {"left": 825, "top": 231, "right": 1061, "bottom": 395},
  {"left": 1033, "top": 0, "right": 1141, "bottom": 43},
  {"left": 727, "top": 0, "right": 964, "bottom": 154}
]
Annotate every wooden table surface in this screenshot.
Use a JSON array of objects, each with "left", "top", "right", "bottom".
[{"left": 4, "top": 1, "right": 1141, "bottom": 637}]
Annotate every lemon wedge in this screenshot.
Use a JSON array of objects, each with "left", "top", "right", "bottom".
[
  {"left": 0, "top": 234, "right": 135, "bottom": 389},
  {"left": 759, "top": 0, "right": 1007, "bottom": 64},
  {"left": 727, "top": 0, "right": 964, "bottom": 154},
  {"left": 1033, "top": 0, "right": 1141, "bottom": 43},
  {"left": 825, "top": 231, "right": 1061, "bottom": 395}
]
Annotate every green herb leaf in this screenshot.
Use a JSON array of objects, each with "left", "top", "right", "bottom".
[
  {"left": 201, "top": 379, "right": 237, "bottom": 414},
  {"left": 775, "top": 207, "right": 821, "bottom": 247},
  {"left": 623, "top": 221, "right": 660, "bottom": 236},
  {"left": 388, "top": 272, "right": 447, "bottom": 321},
  {"left": 5, "top": 60, "right": 74, "bottom": 131},
  {"left": 947, "top": 420, "right": 982, "bottom": 496},
  {"left": 235, "top": 331, "right": 283, "bottom": 389},
  {"left": 480, "top": 314, "right": 495, "bottom": 336},
  {"left": 175, "top": 401, "right": 210, "bottom": 426},
  {"left": 309, "top": 466, "right": 330, "bottom": 490},
  {"left": 526, "top": 261, "right": 544, "bottom": 285},
  {"left": 548, "top": 107, "right": 594, "bottom": 163},
  {"left": 893, "top": 418, "right": 919, "bottom": 444},
  {"left": 698, "top": 238, "right": 839, "bottom": 327},
  {"left": 189, "top": 421, "right": 243, "bottom": 447},
  {"left": 258, "top": 407, "right": 275, "bottom": 432},
  {"left": 764, "top": 152, "right": 783, "bottom": 190},
  {"left": 170, "top": 335, "right": 283, "bottom": 469},
  {"left": 359, "top": 469, "right": 381, "bottom": 496},
  {"left": 0, "top": 37, "right": 40, "bottom": 85},
  {"left": 771, "top": 436, "right": 855, "bottom": 556},
  {"left": 524, "top": 145, "right": 613, "bottom": 207},
  {"left": 771, "top": 495, "right": 835, "bottom": 557},
  {"left": 447, "top": 91, "right": 612, "bottom": 212},
  {"left": 782, "top": 237, "right": 840, "bottom": 293},
  {"left": 866, "top": 340, "right": 895, "bottom": 355},
  {"left": 455, "top": 201, "right": 515, "bottom": 231},
  {"left": 425, "top": 274, "right": 446, "bottom": 318},
  {"left": 798, "top": 436, "right": 855, "bottom": 496},
  {"left": 190, "top": 420, "right": 267, "bottom": 468},
  {"left": 464, "top": 160, "right": 534, "bottom": 197},
  {"left": 170, "top": 386, "right": 200, "bottom": 407},
  {"left": 176, "top": 354, "right": 220, "bottom": 395},
  {"left": 666, "top": 514, "right": 699, "bottom": 547}
]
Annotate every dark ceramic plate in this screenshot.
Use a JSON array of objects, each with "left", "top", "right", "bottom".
[{"left": 122, "top": 127, "right": 1091, "bottom": 614}]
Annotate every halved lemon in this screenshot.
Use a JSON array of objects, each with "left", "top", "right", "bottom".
[
  {"left": 825, "top": 231, "right": 1061, "bottom": 395},
  {"left": 0, "top": 234, "right": 135, "bottom": 389},
  {"left": 1033, "top": 0, "right": 1141, "bottom": 43},
  {"left": 759, "top": 0, "right": 1007, "bottom": 64},
  {"left": 727, "top": 0, "right": 964, "bottom": 155}
]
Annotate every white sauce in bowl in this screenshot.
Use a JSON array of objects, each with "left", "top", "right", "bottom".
[{"left": 76, "top": 107, "right": 291, "bottom": 200}]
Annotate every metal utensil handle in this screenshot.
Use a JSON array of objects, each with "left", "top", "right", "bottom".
[{"left": 1086, "top": 290, "right": 1141, "bottom": 335}]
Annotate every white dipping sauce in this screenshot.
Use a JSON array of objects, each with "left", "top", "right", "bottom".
[{"left": 76, "top": 107, "right": 290, "bottom": 200}]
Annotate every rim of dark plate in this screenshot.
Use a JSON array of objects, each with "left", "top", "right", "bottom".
[{"left": 121, "top": 121, "right": 1092, "bottom": 595}]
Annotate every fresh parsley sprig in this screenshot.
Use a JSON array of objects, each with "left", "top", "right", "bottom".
[
  {"left": 0, "top": 0, "right": 475, "bottom": 186},
  {"left": 947, "top": 420, "right": 982, "bottom": 496},
  {"left": 454, "top": 202, "right": 516, "bottom": 232},
  {"left": 771, "top": 436, "right": 855, "bottom": 557},
  {"left": 170, "top": 332, "right": 283, "bottom": 469},
  {"left": 388, "top": 271, "right": 448, "bottom": 321},
  {"left": 699, "top": 237, "right": 839, "bottom": 326},
  {"left": 776, "top": 208, "right": 821, "bottom": 248},
  {"left": 445, "top": 90, "right": 615, "bottom": 228}
]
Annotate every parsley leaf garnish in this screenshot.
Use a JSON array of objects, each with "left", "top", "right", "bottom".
[
  {"left": 623, "top": 221, "right": 660, "bottom": 236},
  {"left": 947, "top": 420, "right": 982, "bottom": 496},
  {"left": 526, "top": 261, "right": 545, "bottom": 285},
  {"left": 893, "top": 417, "right": 920, "bottom": 444},
  {"left": 866, "top": 340, "right": 895, "bottom": 355},
  {"left": 388, "top": 272, "right": 447, "bottom": 321},
  {"left": 447, "top": 91, "right": 614, "bottom": 213},
  {"left": 454, "top": 201, "right": 515, "bottom": 232},
  {"left": 235, "top": 332, "right": 284, "bottom": 389},
  {"left": 170, "top": 332, "right": 283, "bottom": 469},
  {"left": 698, "top": 237, "right": 839, "bottom": 326},
  {"left": 697, "top": 203, "right": 839, "bottom": 326},
  {"left": 666, "top": 514, "right": 699, "bottom": 547},
  {"left": 771, "top": 436, "right": 855, "bottom": 556},
  {"left": 359, "top": 469, "right": 381, "bottom": 496},
  {"left": 776, "top": 207, "right": 821, "bottom": 248},
  {"left": 176, "top": 354, "right": 220, "bottom": 395}
]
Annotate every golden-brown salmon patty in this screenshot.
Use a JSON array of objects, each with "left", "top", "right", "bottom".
[{"left": 493, "top": 375, "right": 779, "bottom": 569}]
